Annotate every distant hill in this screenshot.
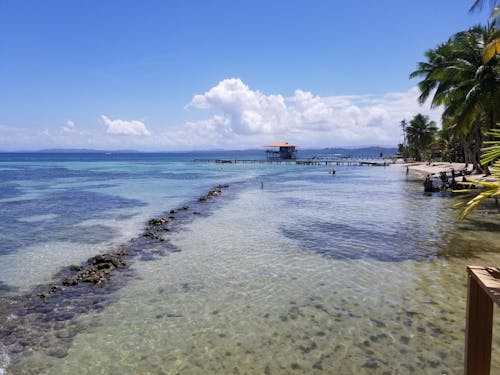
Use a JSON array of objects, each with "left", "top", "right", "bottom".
[
  {"left": 36, "top": 149, "right": 140, "bottom": 153},
  {"left": 306, "top": 146, "right": 398, "bottom": 157},
  {"left": 6, "top": 146, "right": 397, "bottom": 157}
]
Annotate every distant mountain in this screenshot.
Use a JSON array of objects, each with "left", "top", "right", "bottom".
[
  {"left": 11, "top": 146, "right": 397, "bottom": 156},
  {"left": 306, "top": 146, "right": 398, "bottom": 157},
  {"left": 36, "top": 148, "right": 140, "bottom": 153}
]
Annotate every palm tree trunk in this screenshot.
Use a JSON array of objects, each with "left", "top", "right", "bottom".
[
  {"left": 463, "top": 139, "right": 471, "bottom": 168},
  {"left": 471, "top": 125, "right": 484, "bottom": 174},
  {"left": 482, "top": 108, "right": 497, "bottom": 176},
  {"left": 471, "top": 142, "right": 484, "bottom": 173}
]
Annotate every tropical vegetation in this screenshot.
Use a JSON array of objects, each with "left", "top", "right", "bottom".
[
  {"left": 470, "top": 0, "right": 500, "bottom": 63},
  {"left": 482, "top": 6, "right": 500, "bottom": 63},
  {"left": 409, "top": 22, "right": 499, "bottom": 174},
  {"left": 398, "top": 114, "right": 437, "bottom": 161},
  {"left": 456, "top": 1, "right": 500, "bottom": 218},
  {"left": 404, "top": 1, "right": 500, "bottom": 218},
  {"left": 456, "top": 128, "right": 500, "bottom": 218}
]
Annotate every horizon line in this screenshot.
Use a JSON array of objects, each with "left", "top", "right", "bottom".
[{"left": 0, "top": 145, "right": 399, "bottom": 153}]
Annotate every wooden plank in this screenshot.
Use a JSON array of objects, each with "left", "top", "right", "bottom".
[
  {"left": 464, "top": 266, "right": 500, "bottom": 375},
  {"left": 468, "top": 266, "right": 500, "bottom": 307}
]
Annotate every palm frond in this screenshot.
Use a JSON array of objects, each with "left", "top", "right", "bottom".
[
  {"left": 482, "top": 38, "right": 500, "bottom": 63},
  {"left": 481, "top": 129, "right": 500, "bottom": 163},
  {"left": 468, "top": 0, "right": 500, "bottom": 13},
  {"left": 492, "top": 5, "right": 500, "bottom": 17},
  {"left": 458, "top": 127, "right": 500, "bottom": 219}
]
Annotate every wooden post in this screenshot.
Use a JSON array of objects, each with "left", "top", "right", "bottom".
[{"left": 465, "top": 266, "right": 500, "bottom": 375}]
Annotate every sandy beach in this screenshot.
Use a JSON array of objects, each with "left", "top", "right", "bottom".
[{"left": 393, "top": 161, "right": 493, "bottom": 181}]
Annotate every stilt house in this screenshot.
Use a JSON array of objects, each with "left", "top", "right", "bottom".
[{"left": 265, "top": 142, "right": 297, "bottom": 160}]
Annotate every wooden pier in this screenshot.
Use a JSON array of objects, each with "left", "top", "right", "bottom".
[
  {"left": 193, "top": 157, "right": 389, "bottom": 166},
  {"left": 464, "top": 266, "right": 500, "bottom": 375}
]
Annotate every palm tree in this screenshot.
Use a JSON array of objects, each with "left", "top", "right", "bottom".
[
  {"left": 410, "top": 25, "right": 500, "bottom": 173},
  {"left": 405, "top": 114, "right": 437, "bottom": 161},
  {"left": 436, "top": 127, "right": 464, "bottom": 162},
  {"left": 400, "top": 119, "right": 408, "bottom": 146}
]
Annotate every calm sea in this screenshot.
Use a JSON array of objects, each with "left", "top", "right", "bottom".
[{"left": 1, "top": 151, "right": 499, "bottom": 374}]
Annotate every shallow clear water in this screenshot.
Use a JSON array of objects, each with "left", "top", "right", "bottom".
[{"left": 1, "top": 153, "right": 499, "bottom": 374}]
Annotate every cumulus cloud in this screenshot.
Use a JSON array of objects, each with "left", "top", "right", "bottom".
[
  {"left": 1, "top": 80, "right": 441, "bottom": 151},
  {"left": 62, "top": 120, "right": 76, "bottom": 132},
  {"left": 101, "top": 115, "right": 151, "bottom": 136},
  {"left": 191, "top": 78, "right": 289, "bottom": 135},
  {"left": 184, "top": 78, "right": 441, "bottom": 148}
]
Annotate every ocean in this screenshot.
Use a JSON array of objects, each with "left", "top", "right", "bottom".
[{"left": 1, "top": 151, "right": 499, "bottom": 374}]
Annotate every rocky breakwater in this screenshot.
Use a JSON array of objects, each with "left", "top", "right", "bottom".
[
  {"left": 198, "top": 184, "right": 229, "bottom": 202},
  {"left": 142, "top": 206, "right": 187, "bottom": 242},
  {"left": 59, "top": 249, "right": 129, "bottom": 288},
  {"left": 0, "top": 183, "right": 230, "bottom": 369}
]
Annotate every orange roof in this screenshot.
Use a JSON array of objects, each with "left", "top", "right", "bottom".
[{"left": 264, "top": 142, "right": 296, "bottom": 147}]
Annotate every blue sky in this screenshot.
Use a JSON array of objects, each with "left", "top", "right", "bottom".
[{"left": 0, "top": 0, "right": 492, "bottom": 150}]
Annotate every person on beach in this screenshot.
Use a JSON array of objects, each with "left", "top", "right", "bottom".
[
  {"left": 450, "top": 174, "right": 458, "bottom": 190},
  {"left": 439, "top": 171, "right": 449, "bottom": 189},
  {"left": 424, "top": 174, "right": 435, "bottom": 193}
]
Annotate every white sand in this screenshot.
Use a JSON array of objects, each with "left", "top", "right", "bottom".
[
  {"left": 392, "top": 161, "right": 494, "bottom": 181},
  {"left": 399, "top": 162, "right": 469, "bottom": 178}
]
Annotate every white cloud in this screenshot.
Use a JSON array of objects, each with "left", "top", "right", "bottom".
[
  {"left": 191, "top": 78, "right": 289, "bottom": 135},
  {"left": 0, "top": 80, "right": 442, "bottom": 151},
  {"left": 101, "top": 115, "right": 151, "bottom": 136},
  {"left": 183, "top": 78, "right": 442, "bottom": 148},
  {"left": 62, "top": 120, "right": 76, "bottom": 132}
]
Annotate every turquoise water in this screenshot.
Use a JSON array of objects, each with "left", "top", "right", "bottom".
[{"left": 1, "top": 152, "right": 499, "bottom": 374}]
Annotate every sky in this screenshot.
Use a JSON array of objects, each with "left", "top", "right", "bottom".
[{"left": 0, "top": 0, "right": 493, "bottom": 151}]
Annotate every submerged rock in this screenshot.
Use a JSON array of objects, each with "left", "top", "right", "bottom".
[
  {"left": 198, "top": 183, "right": 230, "bottom": 203},
  {"left": 0, "top": 182, "right": 233, "bottom": 361},
  {"left": 148, "top": 217, "right": 170, "bottom": 226},
  {"left": 58, "top": 249, "right": 129, "bottom": 288}
]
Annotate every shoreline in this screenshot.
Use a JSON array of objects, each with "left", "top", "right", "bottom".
[{"left": 392, "top": 161, "right": 492, "bottom": 181}]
